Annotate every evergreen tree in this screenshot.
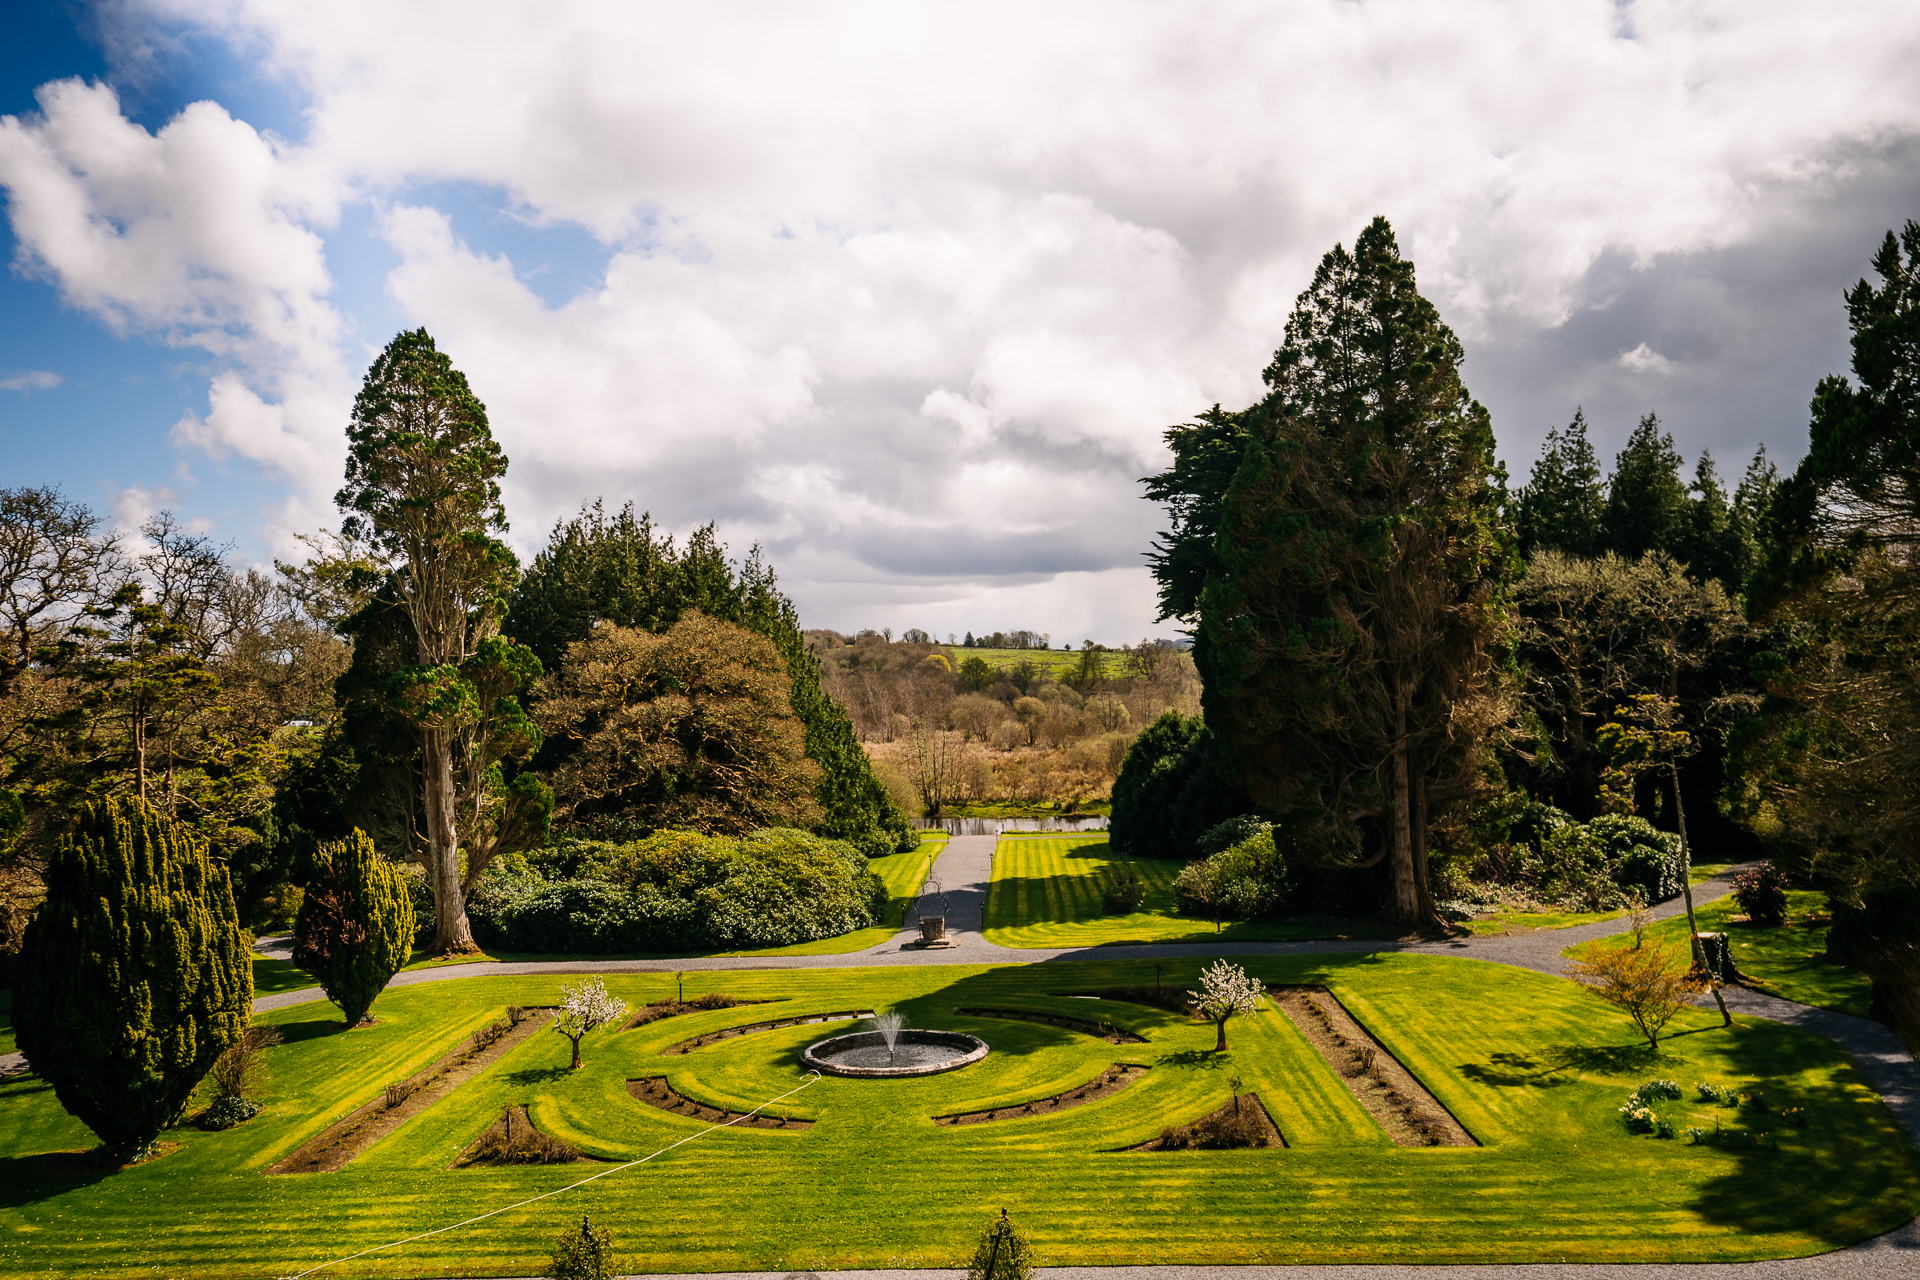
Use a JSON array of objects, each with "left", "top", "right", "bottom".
[
  {"left": 1603, "top": 414, "right": 1690, "bottom": 560},
  {"left": 1514, "top": 408, "right": 1605, "bottom": 556},
  {"left": 336, "top": 329, "right": 539, "bottom": 952},
  {"left": 505, "top": 503, "right": 909, "bottom": 856},
  {"left": 1197, "top": 217, "right": 1511, "bottom": 928},
  {"left": 292, "top": 829, "right": 415, "bottom": 1025},
  {"left": 1108, "top": 710, "right": 1249, "bottom": 858},
  {"left": 1679, "top": 451, "right": 1742, "bottom": 586},
  {"left": 15, "top": 798, "right": 251, "bottom": 1159},
  {"left": 1143, "top": 406, "right": 1247, "bottom": 624}
]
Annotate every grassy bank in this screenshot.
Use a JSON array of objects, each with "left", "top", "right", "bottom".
[{"left": 982, "top": 834, "right": 1395, "bottom": 948}]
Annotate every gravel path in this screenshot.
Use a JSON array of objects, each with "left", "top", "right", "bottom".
[{"left": 231, "top": 836, "right": 1919, "bottom": 1274}]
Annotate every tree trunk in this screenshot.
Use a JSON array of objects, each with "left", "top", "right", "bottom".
[
  {"left": 1670, "top": 761, "right": 1731, "bottom": 1026},
  {"left": 1411, "top": 770, "right": 1437, "bottom": 923},
  {"left": 569, "top": 1034, "right": 584, "bottom": 1069},
  {"left": 1214, "top": 1015, "right": 1229, "bottom": 1052},
  {"left": 1387, "top": 698, "right": 1421, "bottom": 926},
  {"left": 423, "top": 727, "right": 474, "bottom": 953}
]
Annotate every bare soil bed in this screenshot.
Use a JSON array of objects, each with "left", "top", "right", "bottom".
[
  {"left": 270, "top": 1009, "right": 554, "bottom": 1174},
  {"left": 454, "top": 1104, "right": 592, "bottom": 1167},
  {"left": 628, "top": 994, "right": 773, "bottom": 1029},
  {"left": 953, "top": 1006, "right": 1147, "bottom": 1044},
  {"left": 1270, "top": 986, "right": 1476, "bottom": 1147},
  {"left": 661, "top": 1008, "right": 875, "bottom": 1055},
  {"left": 934, "top": 1062, "right": 1149, "bottom": 1125},
  {"left": 626, "top": 1075, "right": 815, "bottom": 1129},
  {"left": 1126, "top": 1093, "right": 1285, "bottom": 1150}
]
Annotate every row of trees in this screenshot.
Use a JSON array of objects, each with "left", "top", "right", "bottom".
[{"left": 1137, "top": 209, "right": 1920, "bottom": 1045}]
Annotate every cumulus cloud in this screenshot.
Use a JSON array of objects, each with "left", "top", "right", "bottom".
[
  {"left": 1616, "top": 343, "right": 1678, "bottom": 376},
  {"left": 8, "top": 0, "right": 1920, "bottom": 636},
  {"left": 0, "top": 370, "right": 61, "bottom": 392}
]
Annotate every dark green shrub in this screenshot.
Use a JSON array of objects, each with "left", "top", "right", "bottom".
[
  {"left": 1102, "top": 862, "right": 1145, "bottom": 913},
  {"left": 203, "top": 1024, "right": 282, "bottom": 1123},
  {"left": 549, "top": 1215, "right": 620, "bottom": 1280},
  {"left": 1174, "top": 829, "right": 1289, "bottom": 921},
  {"left": 1109, "top": 712, "right": 1248, "bottom": 858},
  {"left": 1592, "top": 815, "right": 1685, "bottom": 904},
  {"left": 15, "top": 798, "right": 252, "bottom": 1160},
  {"left": 1197, "top": 814, "right": 1269, "bottom": 857},
  {"left": 469, "top": 827, "right": 884, "bottom": 954},
  {"left": 1732, "top": 862, "right": 1789, "bottom": 927},
  {"left": 292, "top": 830, "right": 414, "bottom": 1025}
]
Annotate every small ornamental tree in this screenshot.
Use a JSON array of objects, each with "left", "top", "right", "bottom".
[
  {"left": 554, "top": 977, "right": 628, "bottom": 1069},
  {"left": 14, "top": 798, "right": 251, "bottom": 1159},
  {"left": 292, "top": 830, "right": 415, "bottom": 1026},
  {"left": 1189, "top": 959, "right": 1264, "bottom": 1052},
  {"left": 1567, "top": 941, "right": 1705, "bottom": 1048}
]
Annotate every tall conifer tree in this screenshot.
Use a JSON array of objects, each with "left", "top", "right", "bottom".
[
  {"left": 1197, "top": 217, "right": 1510, "bottom": 928},
  {"left": 1603, "top": 413, "right": 1690, "bottom": 559},
  {"left": 1514, "top": 409, "right": 1605, "bottom": 557}
]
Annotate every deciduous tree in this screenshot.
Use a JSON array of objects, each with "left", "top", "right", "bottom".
[{"left": 1188, "top": 958, "right": 1263, "bottom": 1051}]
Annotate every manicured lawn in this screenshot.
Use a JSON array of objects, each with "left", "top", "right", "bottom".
[
  {"left": 252, "top": 953, "right": 319, "bottom": 997},
  {"left": 2, "top": 954, "right": 1912, "bottom": 1276},
  {"left": 1568, "top": 890, "right": 1874, "bottom": 1018},
  {"left": 983, "top": 834, "right": 1393, "bottom": 947}
]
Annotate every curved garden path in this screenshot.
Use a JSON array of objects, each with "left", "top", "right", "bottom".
[{"left": 240, "top": 834, "right": 1920, "bottom": 1276}]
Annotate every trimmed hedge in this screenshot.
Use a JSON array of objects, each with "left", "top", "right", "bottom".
[{"left": 468, "top": 827, "right": 886, "bottom": 954}]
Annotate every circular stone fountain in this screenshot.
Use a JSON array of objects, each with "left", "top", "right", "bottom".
[{"left": 800, "top": 1028, "right": 989, "bottom": 1078}]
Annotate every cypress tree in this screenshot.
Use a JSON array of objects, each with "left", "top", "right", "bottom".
[
  {"left": 1514, "top": 408, "right": 1605, "bottom": 557},
  {"left": 1603, "top": 413, "right": 1690, "bottom": 559},
  {"left": 292, "top": 830, "right": 416, "bottom": 1026},
  {"left": 15, "top": 798, "right": 251, "bottom": 1159}
]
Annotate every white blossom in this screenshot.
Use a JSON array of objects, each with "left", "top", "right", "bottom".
[{"left": 553, "top": 977, "right": 629, "bottom": 1068}]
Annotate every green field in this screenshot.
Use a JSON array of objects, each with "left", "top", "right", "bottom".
[
  {"left": 1568, "top": 889, "right": 1874, "bottom": 1018},
  {"left": 983, "top": 835, "right": 1396, "bottom": 948},
  {"left": 951, "top": 646, "right": 1110, "bottom": 676},
  {"left": 2, "top": 955, "right": 1912, "bottom": 1277}
]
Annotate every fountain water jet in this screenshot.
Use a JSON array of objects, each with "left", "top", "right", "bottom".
[{"left": 871, "top": 1012, "right": 905, "bottom": 1066}]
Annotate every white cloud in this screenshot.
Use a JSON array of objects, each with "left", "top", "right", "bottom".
[
  {"left": 9, "top": 1, "right": 1920, "bottom": 635},
  {"left": 0, "top": 370, "right": 61, "bottom": 392},
  {"left": 1617, "top": 343, "right": 1678, "bottom": 375}
]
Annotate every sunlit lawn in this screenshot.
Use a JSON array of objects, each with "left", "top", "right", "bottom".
[
  {"left": 3, "top": 954, "right": 1913, "bottom": 1277},
  {"left": 983, "top": 835, "right": 1397, "bottom": 948},
  {"left": 1567, "top": 889, "right": 1873, "bottom": 1018}
]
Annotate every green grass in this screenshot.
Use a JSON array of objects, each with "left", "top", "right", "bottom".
[
  {"left": 1463, "top": 907, "right": 1625, "bottom": 935},
  {"left": 1691, "top": 862, "right": 1737, "bottom": 884},
  {"left": 954, "top": 646, "right": 1107, "bottom": 676},
  {"left": 1568, "top": 890, "right": 1875, "bottom": 1018},
  {"left": 983, "top": 835, "right": 1396, "bottom": 948},
  {"left": 1, "top": 955, "right": 1912, "bottom": 1276},
  {"left": 0, "top": 990, "right": 12, "bottom": 1058},
  {"left": 252, "top": 953, "right": 319, "bottom": 997}
]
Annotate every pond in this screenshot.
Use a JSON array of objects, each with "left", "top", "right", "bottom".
[{"left": 913, "top": 815, "right": 1109, "bottom": 835}]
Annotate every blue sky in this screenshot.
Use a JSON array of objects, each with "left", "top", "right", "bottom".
[{"left": 4, "top": 1, "right": 1920, "bottom": 642}]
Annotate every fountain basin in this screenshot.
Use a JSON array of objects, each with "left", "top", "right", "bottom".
[{"left": 800, "top": 1029, "right": 988, "bottom": 1078}]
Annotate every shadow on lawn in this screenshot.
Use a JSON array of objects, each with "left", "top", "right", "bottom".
[{"left": 1673, "top": 1018, "right": 1920, "bottom": 1247}]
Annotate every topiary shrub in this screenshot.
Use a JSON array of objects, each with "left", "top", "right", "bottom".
[
  {"left": 15, "top": 798, "right": 252, "bottom": 1160},
  {"left": 292, "top": 830, "right": 414, "bottom": 1025},
  {"left": 1731, "top": 862, "right": 1789, "bottom": 927},
  {"left": 1109, "top": 712, "right": 1249, "bottom": 858}
]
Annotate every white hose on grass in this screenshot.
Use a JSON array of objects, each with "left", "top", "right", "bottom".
[{"left": 281, "top": 1070, "right": 824, "bottom": 1279}]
